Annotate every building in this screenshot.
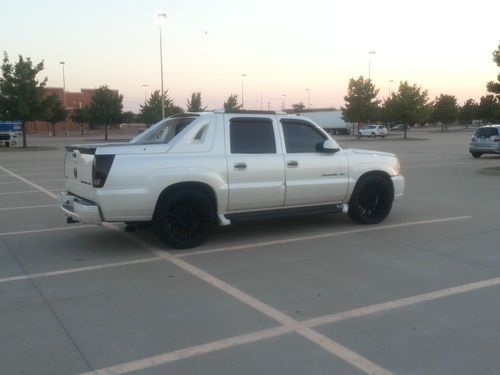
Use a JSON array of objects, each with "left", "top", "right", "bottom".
[{"left": 294, "top": 109, "right": 351, "bottom": 135}]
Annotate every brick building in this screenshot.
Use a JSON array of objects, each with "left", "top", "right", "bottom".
[{"left": 26, "top": 87, "right": 119, "bottom": 134}]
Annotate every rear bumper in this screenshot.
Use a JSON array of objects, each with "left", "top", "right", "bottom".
[
  {"left": 392, "top": 175, "right": 405, "bottom": 200},
  {"left": 59, "top": 192, "right": 102, "bottom": 225},
  {"left": 469, "top": 144, "right": 500, "bottom": 154}
]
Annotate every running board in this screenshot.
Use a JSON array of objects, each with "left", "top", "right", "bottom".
[{"left": 225, "top": 203, "right": 345, "bottom": 223}]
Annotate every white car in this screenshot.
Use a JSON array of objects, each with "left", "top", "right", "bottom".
[
  {"left": 59, "top": 111, "right": 404, "bottom": 248},
  {"left": 359, "top": 125, "right": 388, "bottom": 138}
]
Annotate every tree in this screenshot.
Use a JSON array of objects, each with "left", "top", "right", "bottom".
[
  {"left": 71, "top": 105, "right": 89, "bottom": 136},
  {"left": 477, "top": 95, "right": 500, "bottom": 123},
  {"left": 292, "top": 102, "right": 306, "bottom": 112},
  {"left": 459, "top": 99, "right": 478, "bottom": 126},
  {"left": 486, "top": 42, "right": 500, "bottom": 97},
  {"left": 42, "top": 94, "right": 67, "bottom": 136},
  {"left": 138, "top": 90, "right": 183, "bottom": 125},
  {"left": 0, "top": 53, "right": 47, "bottom": 147},
  {"left": 87, "top": 85, "right": 123, "bottom": 140},
  {"left": 341, "top": 76, "right": 380, "bottom": 133},
  {"left": 186, "top": 91, "right": 206, "bottom": 112},
  {"left": 431, "top": 94, "right": 459, "bottom": 132},
  {"left": 121, "top": 111, "right": 136, "bottom": 124},
  {"left": 224, "top": 94, "right": 241, "bottom": 111},
  {"left": 383, "top": 81, "right": 429, "bottom": 139}
]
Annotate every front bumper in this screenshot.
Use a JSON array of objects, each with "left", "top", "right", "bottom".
[
  {"left": 59, "top": 192, "right": 102, "bottom": 225},
  {"left": 391, "top": 175, "right": 405, "bottom": 200}
]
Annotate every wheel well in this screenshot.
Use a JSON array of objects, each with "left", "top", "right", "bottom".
[
  {"left": 153, "top": 182, "right": 217, "bottom": 219},
  {"left": 354, "top": 171, "right": 394, "bottom": 195}
]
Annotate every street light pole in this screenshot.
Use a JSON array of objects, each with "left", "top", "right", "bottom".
[
  {"left": 306, "top": 88, "right": 311, "bottom": 108},
  {"left": 368, "top": 51, "right": 376, "bottom": 80},
  {"left": 388, "top": 80, "right": 394, "bottom": 97},
  {"left": 158, "top": 13, "right": 167, "bottom": 119},
  {"left": 142, "top": 84, "right": 149, "bottom": 103},
  {"left": 281, "top": 94, "right": 287, "bottom": 111},
  {"left": 241, "top": 74, "right": 246, "bottom": 109},
  {"left": 59, "top": 62, "right": 66, "bottom": 108}
]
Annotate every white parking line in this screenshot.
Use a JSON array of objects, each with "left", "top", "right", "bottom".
[
  {"left": 0, "top": 166, "right": 58, "bottom": 199},
  {"left": 178, "top": 216, "right": 472, "bottom": 258},
  {"left": 0, "top": 204, "right": 58, "bottom": 212},
  {"left": 0, "top": 225, "right": 93, "bottom": 237},
  {"left": 0, "top": 257, "right": 162, "bottom": 284},
  {"left": 0, "top": 190, "right": 58, "bottom": 196}
]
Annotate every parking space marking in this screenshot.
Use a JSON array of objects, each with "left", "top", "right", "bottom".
[
  {"left": 0, "top": 166, "right": 58, "bottom": 199},
  {"left": 0, "top": 257, "right": 162, "bottom": 284},
  {"left": 0, "top": 225, "right": 93, "bottom": 237},
  {"left": 0, "top": 190, "right": 53, "bottom": 195},
  {"left": 178, "top": 216, "right": 472, "bottom": 258},
  {"left": 0, "top": 204, "right": 58, "bottom": 212}
]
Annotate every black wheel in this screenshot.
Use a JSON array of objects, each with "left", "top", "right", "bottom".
[
  {"left": 471, "top": 152, "right": 482, "bottom": 158},
  {"left": 370, "top": 133, "right": 376, "bottom": 138},
  {"left": 154, "top": 188, "right": 215, "bottom": 249},
  {"left": 348, "top": 175, "right": 393, "bottom": 224}
]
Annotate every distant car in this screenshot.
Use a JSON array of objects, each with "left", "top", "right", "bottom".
[
  {"left": 359, "top": 125, "right": 388, "bottom": 138},
  {"left": 391, "top": 124, "right": 408, "bottom": 131},
  {"left": 469, "top": 125, "right": 500, "bottom": 158}
]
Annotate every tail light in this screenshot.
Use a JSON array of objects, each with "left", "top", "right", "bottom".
[
  {"left": 494, "top": 137, "right": 500, "bottom": 142},
  {"left": 92, "top": 155, "right": 115, "bottom": 188}
]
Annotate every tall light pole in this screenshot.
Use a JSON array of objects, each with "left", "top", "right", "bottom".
[
  {"left": 157, "top": 13, "right": 167, "bottom": 119},
  {"left": 388, "top": 80, "right": 394, "bottom": 97},
  {"left": 306, "top": 88, "right": 311, "bottom": 109},
  {"left": 241, "top": 74, "right": 246, "bottom": 109},
  {"left": 59, "top": 61, "right": 67, "bottom": 108},
  {"left": 142, "top": 84, "right": 149, "bottom": 103},
  {"left": 281, "top": 94, "right": 287, "bottom": 111},
  {"left": 368, "top": 51, "right": 376, "bottom": 80}
]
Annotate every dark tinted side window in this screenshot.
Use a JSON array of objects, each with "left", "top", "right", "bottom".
[
  {"left": 281, "top": 120, "right": 326, "bottom": 153},
  {"left": 475, "top": 127, "right": 499, "bottom": 137},
  {"left": 230, "top": 118, "right": 276, "bottom": 154}
]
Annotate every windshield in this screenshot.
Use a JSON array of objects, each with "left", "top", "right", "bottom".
[{"left": 130, "top": 116, "right": 198, "bottom": 145}]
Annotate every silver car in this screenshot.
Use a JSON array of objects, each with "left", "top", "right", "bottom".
[{"left": 469, "top": 125, "right": 500, "bottom": 158}]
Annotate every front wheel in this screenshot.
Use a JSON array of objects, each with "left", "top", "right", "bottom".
[
  {"left": 348, "top": 175, "right": 394, "bottom": 224},
  {"left": 471, "top": 152, "right": 482, "bottom": 158},
  {"left": 154, "top": 188, "right": 215, "bottom": 249},
  {"left": 370, "top": 133, "right": 376, "bottom": 138}
]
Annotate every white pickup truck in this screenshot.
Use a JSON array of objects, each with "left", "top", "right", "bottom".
[{"left": 59, "top": 110, "right": 404, "bottom": 248}]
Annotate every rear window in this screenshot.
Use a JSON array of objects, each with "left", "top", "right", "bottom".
[
  {"left": 130, "top": 116, "right": 197, "bottom": 144},
  {"left": 475, "top": 127, "right": 499, "bottom": 138}
]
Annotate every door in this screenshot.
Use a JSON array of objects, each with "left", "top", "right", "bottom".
[
  {"left": 225, "top": 115, "right": 285, "bottom": 211},
  {"left": 279, "top": 119, "right": 349, "bottom": 206}
]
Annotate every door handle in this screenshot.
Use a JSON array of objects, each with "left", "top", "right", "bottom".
[
  {"left": 287, "top": 160, "right": 299, "bottom": 167},
  {"left": 233, "top": 162, "right": 247, "bottom": 170}
]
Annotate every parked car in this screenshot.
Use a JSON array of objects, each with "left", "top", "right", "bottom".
[
  {"left": 469, "top": 125, "right": 500, "bottom": 158},
  {"left": 359, "top": 125, "right": 388, "bottom": 138}
]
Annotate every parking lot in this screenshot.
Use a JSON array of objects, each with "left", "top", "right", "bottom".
[{"left": 1, "top": 129, "right": 499, "bottom": 375}]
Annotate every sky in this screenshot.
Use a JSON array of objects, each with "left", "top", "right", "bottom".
[{"left": 1, "top": 0, "right": 499, "bottom": 112}]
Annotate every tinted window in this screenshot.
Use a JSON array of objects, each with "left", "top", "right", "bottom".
[
  {"left": 230, "top": 118, "right": 276, "bottom": 154},
  {"left": 475, "top": 127, "right": 499, "bottom": 137},
  {"left": 282, "top": 121, "right": 326, "bottom": 153}
]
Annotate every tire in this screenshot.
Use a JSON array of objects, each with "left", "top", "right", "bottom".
[
  {"left": 370, "top": 133, "right": 376, "bottom": 138},
  {"left": 154, "top": 188, "right": 215, "bottom": 249},
  {"left": 471, "top": 152, "right": 482, "bottom": 158},
  {"left": 348, "top": 175, "right": 393, "bottom": 224}
]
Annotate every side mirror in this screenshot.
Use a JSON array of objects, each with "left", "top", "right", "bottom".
[{"left": 318, "top": 139, "right": 340, "bottom": 153}]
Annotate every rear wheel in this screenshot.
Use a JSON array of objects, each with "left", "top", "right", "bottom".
[
  {"left": 154, "top": 188, "right": 215, "bottom": 249},
  {"left": 348, "top": 175, "right": 393, "bottom": 224},
  {"left": 370, "top": 132, "right": 376, "bottom": 138},
  {"left": 471, "top": 152, "right": 482, "bottom": 158}
]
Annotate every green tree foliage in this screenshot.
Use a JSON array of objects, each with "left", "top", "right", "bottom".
[
  {"left": 223, "top": 94, "right": 241, "bottom": 111},
  {"left": 139, "top": 90, "right": 183, "bottom": 125},
  {"left": 431, "top": 94, "right": 459, "bottom": 131},
  {"left": 477, "top": 95, "right": 500, "bottom": 123},
  {"left": 42, "top": 94, "right": 68, "bottom": 136},
  {"left": 486, "top": 42, "right": 500, "bottom": 97},
  {"left": 0, "top": 53, "right": 48, "bottom": 147},
  {"left": 459, "top": 99, "right": 479, "bottom": 125},
  {"left": 341, "top": 76, "right": 380, "bottom": 129},
  {"left": 121, "top": 111, "right": 136, "bottom": 124},
  {"left": 292, "top": 102, "right": 306, "bottom": 112},
  {"left": 87, "top": 85, "right": 124, "bottom": 140},
  {"left": 186, "top": 91, "right": 206, "bottom": 112},
  {"left": 71, "top": 105, "right": 89, "bottom": 136},
  {"left": 383, "top": 81, "right": 429, "bottom": 138}
]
